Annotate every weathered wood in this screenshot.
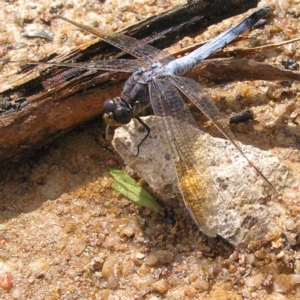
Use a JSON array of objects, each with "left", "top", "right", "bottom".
[
  {"left": 189, "top": 57, "right": 300, "bottom": 82},
  {"left": 0, "top": 0, "right": 261, "bottom": 163}
]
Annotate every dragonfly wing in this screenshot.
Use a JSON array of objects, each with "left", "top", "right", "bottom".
[
  {"left": 149, "top": 79, "right": 218, "bottom": 237},
  {"left": 59, "top": 16, "right": 175, "bottom": 65},
  {"left": 170, "top": 75, "right": 235, "bottom": 141},
  {"left": 170, "top": 75, "right": 276, "bottom": 191},
  {"left": 18, "top": 59, "right": 147, "bottom": 73}
]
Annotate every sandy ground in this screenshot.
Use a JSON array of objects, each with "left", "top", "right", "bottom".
[{"left": 0, "top": 0, "right": 300, "bottom": 299}]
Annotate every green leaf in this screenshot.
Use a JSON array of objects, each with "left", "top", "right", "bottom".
[{"left": 109, "top": 167, "right": 162, "bottom": 213}]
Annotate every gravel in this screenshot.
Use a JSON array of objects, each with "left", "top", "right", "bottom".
[{"left": 0, "top": 0, "right": 300, "bottom": 299}]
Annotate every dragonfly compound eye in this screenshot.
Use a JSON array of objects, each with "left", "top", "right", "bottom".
[
  {"left": 103, "top": 99, "right": 116, "bottom": 114},
  {"left": 113, "top": 107, "right": 132, "bottom": 124},
  {"left": 103, "top": 98, "right": 132, "bottom": 126}
]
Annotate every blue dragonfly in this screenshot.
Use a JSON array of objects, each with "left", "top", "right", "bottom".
[{"left": 21, "top": 7, "right": 275, "bottom": 237}]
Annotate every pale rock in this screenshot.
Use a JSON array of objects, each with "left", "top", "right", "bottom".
[{"left": 113, "top": 116, "right": 299, "bottom": 250}]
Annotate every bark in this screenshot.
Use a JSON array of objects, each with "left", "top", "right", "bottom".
[{"left": 188, "top": 58, "right": 300, "bottom": 82}]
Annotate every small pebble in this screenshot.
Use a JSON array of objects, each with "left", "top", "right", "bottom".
[
  {"left": 193, "top": 277, "right": 210, "bottom": 291},
  {"left": 102, "top": 256, "right": 120, "bottom": 289},
  {"left": 262, "top": 275, "right": 273, "bottom": 288},
  {"left": 133, "top": 274, "right": 154, "bottom": 289},
  {"left": 273, "top": 274, "right": 291, "bottom": 293},
  {"left": 88, "top": 257, "right": 104, "bottom": 271},
  {"left": 122, "top": 227, "right": 135, "bottom": 237},
  {"left": 152, "top": 279, "right": 168, "bottom": 294},
  {"left": 101, "top": 176, "right": 112, "bottom": 189},
  {"left": 28, "top": 259, "right": 49, "bottom": 278},
  {"left": 229, "top": 264, "right": 237, "bottom": 273},
  {"left": 62, "top": 220, "right": 77, "bottom": 233},
  {"left": 0, "top": 273, "right": 13, "bottom": 290},
  {"left": 144, "top": 253, "right": 158, "bottom": 266},
  {"left": 138, "top": 264, "right": 148, "bottom": 275},
  {"left": 245, "top": 253, "right": 256, "bottom": 265},
  {"left": 244, "top": 273, "right": 264, "bottom": 288},
  {"left": 212, "top": 264, "right": 223, "bottom": 277},
  {"left": 144, "top": 250, "right": 174, "bottom": 266},
  {"left": 254, "top": 248, "right": 267, "bottom": 259},
  {"left": 185, "top": 285, "right": 197, "bottom": 297},
  {"left": 289, "top": 274, "right": 300, "bottom": 286},
  {"left": 230, "top": 251, "right": 239, "bottom": 261},
  {"left": 28, "top": 276, "right": 35, "bottom": 284},
  {"left": 285, "top": 220, "right": 296, "bottom": 231},
  {"left": 135, "top": 253, "right": 145, "bottom": 259}
]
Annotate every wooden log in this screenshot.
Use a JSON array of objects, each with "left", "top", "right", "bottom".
[
  {"left": 0, "top": 0, "right": 261, "bottom": 163},
  {"left": 188, "top": 58, "right": 300, "bottom": 82}
]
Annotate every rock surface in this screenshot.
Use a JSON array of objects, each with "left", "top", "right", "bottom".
[{"left": 113, "top": 116, "right": 299, "bottom": 250}]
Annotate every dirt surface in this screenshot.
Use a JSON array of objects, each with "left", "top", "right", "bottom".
[{"left": 1, "top": 0, "right": 300, "bottom": 299}]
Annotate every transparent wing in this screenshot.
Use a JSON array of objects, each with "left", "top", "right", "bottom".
[
  {"left": 59, "top": 16, "right": 175, "bottom": 65},
  {"left": 12, "top": 59, "right": 147, "bottom": 73},
  {"left": 170, "top": 75, "right": 234, "bottom": 140},
  {"left": 149, "top": 79, "right": 218, "bottom": 237},
  {"left": 170, "top": 75, "right": 276, "bottom": 192}
]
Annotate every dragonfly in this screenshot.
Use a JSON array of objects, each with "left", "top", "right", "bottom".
[{"left": 14, "top": 7, "right": 275, "bottom": 237}]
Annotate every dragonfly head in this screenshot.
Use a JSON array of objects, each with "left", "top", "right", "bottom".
[{"left": 103, "top": 97, "right": 132, "bottom": 127}]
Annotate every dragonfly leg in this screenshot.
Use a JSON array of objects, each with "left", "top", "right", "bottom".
[
  {"left": 95, "top": 126, "right": 115, "bottom": 153},
  {"left": 105, "top": 125, "right": 115, "bottom": 142},
  {"left": 95, "top": 134, "right": 114, "bottom": 154},
  {"left": 135, "top": 116, "right": 151, "bottom": 157},
  {"left": 132, "top": 101, "right": 142, "bottom": 116}
]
